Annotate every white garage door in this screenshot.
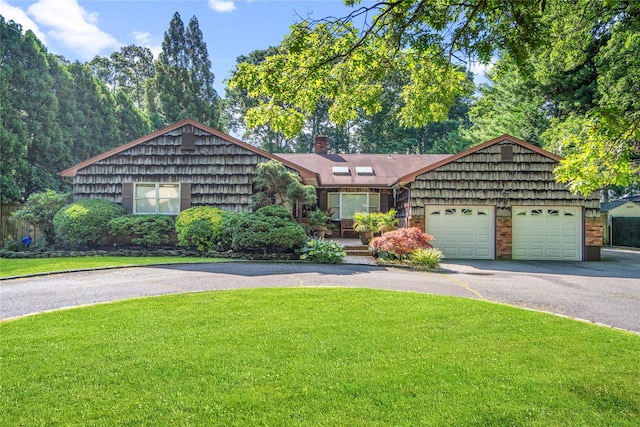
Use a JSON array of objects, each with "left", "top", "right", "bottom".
[
  {"left": 425, "top": 206, "right": 495, "bottom": 259},
  {"left": 512, "top": 206, "right": 582, "bottom": 261}
]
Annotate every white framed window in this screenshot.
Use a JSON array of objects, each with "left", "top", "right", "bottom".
[
  {"left": 328, "top": 193, "right": 340, "bottom": 219},
  {"left": 134, "top": 183, "right": 180, "bottom": 214},
  {"left": 327, "top": 192, "right": 381, "bottom": 219}
]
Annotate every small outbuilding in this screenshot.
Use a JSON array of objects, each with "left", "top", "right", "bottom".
[{"left": 600, "top": 199, "right": 640, "bottom": 247}]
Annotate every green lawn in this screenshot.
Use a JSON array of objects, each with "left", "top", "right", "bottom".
[
  {"left": 1, "top": 288, "right": 638, "bottom": 426},
  {"left": 0, "top": 256, "right": 229, "bottom": 278}
]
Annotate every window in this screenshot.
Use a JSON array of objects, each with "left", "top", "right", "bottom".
[
  {"left": 462, "top": 208, "right": 473, "bottom": 215},
  {"left": 135, "top": 183, "right": 180, "bottom": 214},
  {"left": 445, "top": 208, "right": 456, "bottom": 215},
  {"left": 327, "top": 192, "right": 381, "bottom": 219},
  {"left": 328, "top": 193, "right": 340, "bottom": 219}
]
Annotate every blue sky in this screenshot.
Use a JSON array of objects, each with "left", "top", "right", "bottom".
[
  {"left": 0, "top": 0, "right": 377, "bottom": 95},
  {"left": 1, "top": 0, "right": 489, "bottom": 96}
]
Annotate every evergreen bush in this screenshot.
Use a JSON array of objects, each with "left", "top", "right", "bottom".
[
  {"left": 175, "top": 207, "right": 238, "bottom": 252},
  {"left": 53, "top": 199, "right": 124, "bottom": 248},
  {"left": 232, "top": 205, "right": 306, "bottom": 253},
  {"left": 108, "top": 215, "right": 175, "bottom": 247}
]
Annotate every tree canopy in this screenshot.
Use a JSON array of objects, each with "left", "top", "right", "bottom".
[
  {"left": 3, "top": 2, "right": 639, "bottom": 200},
  {"left": 228, "top": 0, "right": 546, "bottom": 138},
  {"left": 0, "top": 17, "right": 152, "bottom": 203},
  {"left": 229, "top": 0, "right": 639, "bottom": 194},
  {"left": 147, "top": 12, "right": 221, "bottom": 129}
]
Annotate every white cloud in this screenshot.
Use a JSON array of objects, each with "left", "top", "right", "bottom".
[
  {"left": 0, "top": 0, "right": 47, "bottom": 41},
  {"left": 468, "top": 60, "right": 491, "bottom": 77},
  {"left": 132, "top": 31, "right": 161, "bottom": 59},
  {"left": 27, "top": 0, "right": 119, "bottom": 59},
  {"left": 209, "top": 0, "right": 236, "bottom": 13}
]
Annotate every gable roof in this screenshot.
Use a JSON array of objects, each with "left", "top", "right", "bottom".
[
  {"left": 601, "top": 200, "right": 640, "bottom": 213},
  {"left": 59, "top": 119, "right": 318, "bottom": 182},
  {"left": 60, "top": 126, "right": 560, "bottom": 191},
  {"left": 276, "top": 153, "right": 451, "bottom": 188},
  {"left": 395, "top": 134, "right": 564, "bottom": 186},
  {"left": 601, "top": 201, "right": 627, "bottom": 213},
  {"left": 617, "top": 194, "right": 640, "bottom": 202}
]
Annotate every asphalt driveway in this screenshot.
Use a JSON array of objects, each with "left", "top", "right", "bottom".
[{"left": 1, "top": 248, "right": 638, "bottom": 333}]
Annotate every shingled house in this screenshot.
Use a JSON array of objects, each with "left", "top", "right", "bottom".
[{"left": 60, "top": 119, "right": 602, "bottom": 261}]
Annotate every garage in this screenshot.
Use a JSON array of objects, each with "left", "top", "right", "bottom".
[
  {"left": 425, "top": 205, "right": 495, "bottom": 259},
  {"left": 512, "top": 206, "right": 582, "bottom": 260}
]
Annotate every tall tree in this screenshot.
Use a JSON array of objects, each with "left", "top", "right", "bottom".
[
  {"left": 228, "top": 0, "right": 544, "bottom": 139},
  {"left": 150, "top": 12, "right": 221, "bottom": 129},
  {"left": 227, "top": 48, "right": 353, "bottom": 153},
  {"left": 462, "top": 63, "right": 548, "bottom": 147},
  {"left": 1, "top": 18, "right": 154, "bottom": 203},
  {"left": 352, "top": 67, "right": 472, "bottom": 154},
  {"left": 65, "top": 62, "right": 120, "bottom": 161},
  {"left": 0, "top": 17, "right": 69, "bottom": 200},
  {"left": 90, "top": 45, "right": 155, "bottom": 109},
  {"left": 525, "top": 0, "right": 640, "bottom": 193},
  {"left": 114, "top": 91, "right": 153, "bottom": 143}
]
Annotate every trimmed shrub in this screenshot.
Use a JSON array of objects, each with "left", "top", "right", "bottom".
[
  {"left": 409, "top": 247, "right": 443, "bottom": 269},
  {"left": 251, "top": 204, "right": 295, "bottom": 220},
  {"left": 53, "top": 199, "right": 125, "bottom": 248},
  {"left": 369, "top": 227, "right": 433, "bottom": 261},
  {"left": 10, "top": 190, "right": 71, "bottom": 246},
  {"left": 300, "top": 238, "right": 346, "bottom": 264},
  {"left": 232, "top": 205, "right": 306, "bottom": 253},
  {"left": 175, "top": 207, "right": 238, "bottom": 252},
  {"left": 108, "top": 215, "right": 175, "bottom": 247}
]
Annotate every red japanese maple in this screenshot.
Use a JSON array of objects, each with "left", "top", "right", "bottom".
[{"left": 369, "top": 227, "right": 433, "bottom": 260}]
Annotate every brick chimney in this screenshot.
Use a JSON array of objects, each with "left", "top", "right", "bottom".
[{"left": 314, "top": 135, "right": 328, "bottom": 154}]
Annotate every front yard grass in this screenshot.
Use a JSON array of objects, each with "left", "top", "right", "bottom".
[
  {"left": 1, "top": 287, "right": 639, "bottom": 425},
  {"left": 0, "top": 256, "right": 230, "bottom": 278}
]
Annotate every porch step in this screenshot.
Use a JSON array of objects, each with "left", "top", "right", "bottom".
[
  {"left": 343, "top": 244, "right": 371, "bottom": 257},
  {"left": 345, "top": 250, "right": 372, "bottom": 257}
]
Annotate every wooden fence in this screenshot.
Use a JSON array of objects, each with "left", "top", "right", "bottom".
[{"left": 0, "top": 204, "right": 43, "bottom": 246}]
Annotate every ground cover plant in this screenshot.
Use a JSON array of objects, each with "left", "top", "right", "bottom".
[
  {"left": 1, "top": 288, "right": 638, "bottom": 425},
  {"left": 300, "top": 238, "right": 346, "bottom": 263},
  {"left": 0, "top": 256, "right": 228, "bottom": 278}
]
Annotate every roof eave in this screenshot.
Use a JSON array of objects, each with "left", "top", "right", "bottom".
[
  {"left": 59, "top": 119, "right": 319, "bottom": 182},
  {"left": 396, "top": 134, "right": 563, "bottom": 183}
]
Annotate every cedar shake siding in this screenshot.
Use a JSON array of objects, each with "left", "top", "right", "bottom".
[
  {"left": 61, "top": 119, "right": 316, "bottom": 214},
  {"left": 61, "top": 124, "right": 602, "bottom": 261},
  {"left": 400, "top": 135, "right": 601, "bottom": 260}
]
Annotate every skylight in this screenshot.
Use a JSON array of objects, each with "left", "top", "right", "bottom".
[
  {"left": 332, "top": 166, "right": 350, "bottom": 175},
  {"left": 356, "top": 166, "right": 374, "bottom": 175}
]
